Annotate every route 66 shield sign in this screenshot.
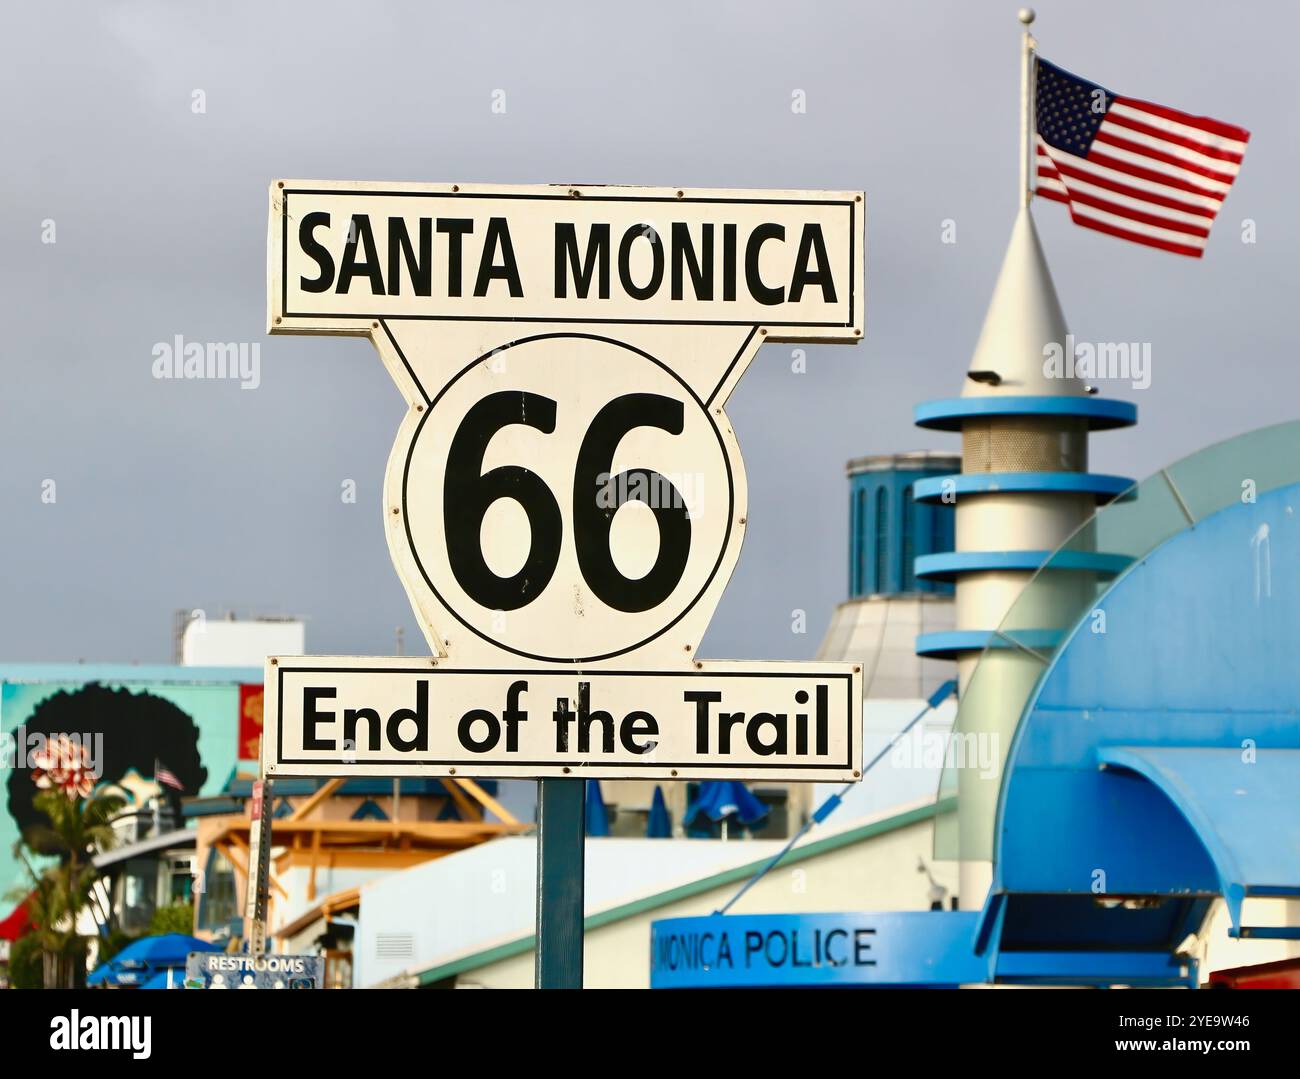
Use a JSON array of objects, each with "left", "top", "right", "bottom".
[{"left": 264, "top": 181, "right": 865, "bottom": 780}]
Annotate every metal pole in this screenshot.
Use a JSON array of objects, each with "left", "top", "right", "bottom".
[
  {"left": 1019, "top": 8, "right": 1037, "bottom": 207},
  {"left": 535, "top": 778, "right": 585, "bottom": 988},
  {"left": 244, "top": 777, "right": 274, "bottom": 955}
]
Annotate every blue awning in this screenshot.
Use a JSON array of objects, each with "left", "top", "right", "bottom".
[{"left": 1097, "top": 746, "right": 1300, "bottom": 940}]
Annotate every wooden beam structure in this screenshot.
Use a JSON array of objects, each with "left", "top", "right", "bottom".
[
  {"left": 307, "top": 829, "right": 323, "bottom": 901},
  {"left": 452, "top": 777, "right": 519, "bottom": 825},
  {"left": 442, "top": 779, "right": 482, "bottom": 822},
  {"left": 217, "top": 839, "right": 288, "bottom": 900},
  {"left": 193, "top": 781, "right": 527, "bottom": 949},
  {"left": 287, "top": 777, "right": 345, "bottom": 822},
  {"left": 274, "top": 886, "right": 362, "bottom": 941},
  {"left": 216, "top": 816, "right": 527, "bottom": 884}
]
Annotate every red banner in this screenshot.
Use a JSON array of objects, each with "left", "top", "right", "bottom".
[{"left": 239, "top": 683, "right": 265, "bottom": 762}]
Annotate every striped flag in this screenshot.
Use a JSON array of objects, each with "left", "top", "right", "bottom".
[
  {"left": 1033, "top": 57, "right": 1249, "bottom": 257},
  {"left": 155, "top": 759, "right": 184, "bottom": 791}
]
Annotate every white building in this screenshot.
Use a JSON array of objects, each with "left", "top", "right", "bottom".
[{"left": 178, "top": 611, "right": 305, "bottom": 667}]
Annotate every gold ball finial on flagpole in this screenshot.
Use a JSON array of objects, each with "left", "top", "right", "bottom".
[{"left": 1018, "top": 7, "right": 1036, "bottom": 25}]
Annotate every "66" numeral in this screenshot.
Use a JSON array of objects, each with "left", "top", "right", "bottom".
[{"left": 443, "top": 391, "right": 692, "bottom": 614}]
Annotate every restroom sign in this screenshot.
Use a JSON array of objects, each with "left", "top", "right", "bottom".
[{"left": 266, "top": 181, "right": 864, "bottom": 779}]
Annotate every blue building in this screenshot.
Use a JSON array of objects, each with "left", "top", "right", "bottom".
[
  {"left": 819, "top": 452, "right": 959, "bottom": 702},
  {"left": 846, "top": 452, "right": 957, "bottom": 599}
]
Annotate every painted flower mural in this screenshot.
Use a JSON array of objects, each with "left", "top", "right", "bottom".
[
  {"left": 30, "top": 735, "right": 97, "bottom": 800},
  {"left": 7, "top": 682, "right": 209, "bottom": 855}
]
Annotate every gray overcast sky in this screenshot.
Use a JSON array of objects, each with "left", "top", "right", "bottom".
[{"left": 1, "top": 0, "right": 1294, "bottom": 663}]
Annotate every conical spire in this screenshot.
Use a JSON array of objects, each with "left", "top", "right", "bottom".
[{"left": 963, "top": 207, "right": 1085, "bottom": 398}]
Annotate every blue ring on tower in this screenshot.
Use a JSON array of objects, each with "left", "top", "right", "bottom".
[
  {"left": 912, "top": 472, "right": 1135, "bottom": 504},
  {"left": 910, "top": 394, "right": 1137, "bottom": 659},
  {"left": 915, "top": 550, "right": 1133, "bottom": 581},
  {"left": 914, "top": 395, "right": 1137, "bottom": 431},
  {"left": 915, "top": 629, "right": 1064, "bottom": 659}
]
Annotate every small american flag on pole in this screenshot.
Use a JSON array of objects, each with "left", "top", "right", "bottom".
[
  {"left": 1033, "top": 57, "right": 1249, "bottom": 257},
  {"left": 155, "top": 759, "right": 184, "bottom": 792}
]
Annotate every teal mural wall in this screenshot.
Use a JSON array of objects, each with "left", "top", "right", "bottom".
[{"left": 0, "top": 664, "right": 259, "bottom": 919}]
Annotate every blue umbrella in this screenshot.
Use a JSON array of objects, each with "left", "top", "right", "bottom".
[
  {"left": 139, "top": 968, "right": 183, "bottom": 989},
  {"left": 86, "top": 964, "right": 114, "bottom": 987},
  {"left": 646, "top": 786, "right": 672, "bottom": 838},
  {"left": 109, "top": 933, "right": 221, "bottom": 968},
  {"left": 685, "top": 781, "right": 769, "bottom": 832},
  {"left": 87, "top": 960, "right": 146, "bottom": 988},
  {"left": 585, "top": 780, "right": 610, "bottom": 836},
  {"left": 88, "top": 933, "right": 223, "bottom": 987}
]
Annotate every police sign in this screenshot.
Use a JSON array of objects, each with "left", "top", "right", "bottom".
[
  {"left": 650, "top": 913, "right": 987, "bottom": 988},
  {"left": 266, "top": 181, "right": 864, "bottom": 780}
]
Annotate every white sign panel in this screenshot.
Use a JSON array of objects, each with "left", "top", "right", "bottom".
[
  {"left": 266, "top": 180, "right": 866, "bottom": 780},
  {"left": 271, "top": 182, "right": 862, "bottom": 339},
  {"left": 264, "top": 657, "right": 860, "bottom": 781}
]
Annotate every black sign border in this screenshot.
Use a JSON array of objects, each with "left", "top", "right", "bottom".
[
  {"left": 279, "top": 188, "right": 858, "bottom": 330},
  {"left": 401, "top": 331, "right": 737, "bottom": 663},
  {"left": 273, "top": 664, "right": 856, "bottom": 772}
]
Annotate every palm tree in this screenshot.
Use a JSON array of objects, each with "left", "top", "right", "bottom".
[{"left": 15, "top": 789, "right": 124, "bottom": 988}]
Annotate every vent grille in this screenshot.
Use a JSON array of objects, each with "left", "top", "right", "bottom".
[
  {"left": 962, "top": 417, "right": 1087, "bottom": 473},
  {"left": 376, "top": 933, "right": 415, "bottom": 960}
]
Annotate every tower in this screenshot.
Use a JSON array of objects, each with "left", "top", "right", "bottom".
[{"left": 912, "top": 207, "right": 1136, "bottom": 905}]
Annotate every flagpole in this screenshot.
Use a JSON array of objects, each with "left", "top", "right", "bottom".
[{"left": 1019, "top": 8, "right": 1037, "bottom": 207}]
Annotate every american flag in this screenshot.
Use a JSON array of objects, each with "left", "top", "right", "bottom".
[
  {"left": 1034, "top": 57, "right": 1249, "bottom": 258},
  {"left": 155, "top": 760, "right": 184, "bottom": 791}
]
